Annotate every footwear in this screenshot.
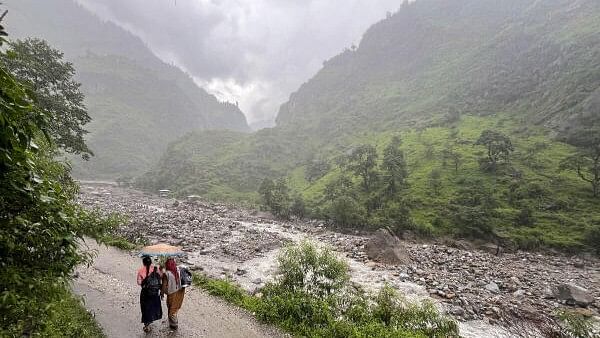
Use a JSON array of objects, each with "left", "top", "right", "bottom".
[{"left": 143, "top": 325, "right": 151, "bottom": 333}]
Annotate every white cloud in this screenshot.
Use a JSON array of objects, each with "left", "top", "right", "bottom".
[{"left": 74, "top": 0, "right": 401, "bottom": 124}]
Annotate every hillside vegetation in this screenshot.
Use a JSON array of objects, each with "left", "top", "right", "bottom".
[
  {"left": 140, "top": 0, "right": 600, "bottom": 253},
  {"left": 7, "top": 0, "right": 249, "bottom": 179}
]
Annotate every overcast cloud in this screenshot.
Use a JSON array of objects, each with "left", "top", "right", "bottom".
[{"left": 74, "top": 0, "right": 401, "bottom": 124}]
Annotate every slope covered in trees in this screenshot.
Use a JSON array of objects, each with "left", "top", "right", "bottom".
[
  {"left": 6, "top": 0, "right": 249, "bottom": 179},
  {"left": 141, "top": 0, "right": 600, "bottom": 252}
]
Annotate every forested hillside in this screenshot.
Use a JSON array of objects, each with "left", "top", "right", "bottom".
[
  {"left": 141, "top": 0, "right": 600, "bottom": 253},
  {"left": 6, "top": 0, "right": 249, "bottom": 179}
]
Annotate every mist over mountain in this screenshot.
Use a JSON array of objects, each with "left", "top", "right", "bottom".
[
  {"left": 70, "top": 0, "right": 402, "bottom": 124},
  {"left": 6, "top": 0, "right": 249, "bottom": 179},
  {"left": 140, "top": 0, "right": 600, "bottom": 252}
]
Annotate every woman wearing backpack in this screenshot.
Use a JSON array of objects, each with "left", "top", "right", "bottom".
[
  {"left": 161, "top": 258, "right": 186, "bottom": 329},
  {"left": 137, "top": 256, "right": 163, "bottom": 332}
]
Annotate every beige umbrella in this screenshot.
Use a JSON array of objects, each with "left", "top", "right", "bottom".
[{"left": 139, "top": 243, "right": 184, "bottom": 257}]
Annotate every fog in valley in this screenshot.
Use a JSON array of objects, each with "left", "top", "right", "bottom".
[
  {"left": 74, "top": 0, "right": 401, "bottom": 125},
  {"left": 2, "top": 1, "right": 599, "bottom": 337}
]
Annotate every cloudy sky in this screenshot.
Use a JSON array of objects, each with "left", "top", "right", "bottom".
[{"left": 73, "top": 0, "right": 401, "bottom": 125}]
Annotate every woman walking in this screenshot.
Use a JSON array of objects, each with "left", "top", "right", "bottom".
[
  {"left": 161, "top": 258, "right": 186, "bottom": 329},
  {"left": 137, "top": 256, "right": 163, "bottom": 332}
]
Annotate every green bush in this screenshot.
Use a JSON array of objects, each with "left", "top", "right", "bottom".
[
  {"left": 556, "top": 309, "right": 599, "bottom": 338},
  {"left": 258, "top": 242, "right": 459, "bottom": 337},
  {"left": 584, "top": 225, "right": 600, "bottom": 255},
  {"left": 329, "top": 196, "right": 367, "bottom": 227},
  {"left": 275, "top": 241, "right": 349, "bottom": 297}
]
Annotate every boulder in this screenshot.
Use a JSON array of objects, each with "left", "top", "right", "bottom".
[
  {"left": 365, "top": 229, "right": 411, "bottom": 265},
  {"left": 553, "top": 283, "right": 594, "bottom": 307},
  {"left": 484, "top": 282, "right": 500, "bottom": 294}
]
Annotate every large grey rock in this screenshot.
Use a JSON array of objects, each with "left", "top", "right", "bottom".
[
  {"left": 553, "top": 283, "right": 594, "bottom": 307},
  {"left": 485, "top": 281, "right": 500, "bottom": 294},
  {"left": 365, "top": 228, "right": 411, "bottom": 265}
]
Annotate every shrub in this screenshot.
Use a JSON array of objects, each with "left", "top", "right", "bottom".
[
  {"left": 256, "top": 242, "right": 459, "bottom": 337},
  {"left": 515, "top": 207, "right": 536, "bottom": 227},
  {"left": 275, "top": 241, "right": 349, "bottom": 297},
  {"left": 584, "top": 225, "right": 600, "bottom": 255},
  {"left": 329, "top": 196, "right": 367, "bottom": 227},
  {"left": 556, "top": 309, "right": 599, "bottom": 338}
]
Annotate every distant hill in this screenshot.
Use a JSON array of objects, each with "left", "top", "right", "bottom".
[
  {"left": 6, "top": 0, "right": 249, "bottom": 179},
  {"left": 139, "top": 0, "right": 600, "bottom": 252}
]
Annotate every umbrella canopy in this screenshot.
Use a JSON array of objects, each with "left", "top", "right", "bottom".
[{"left": 139, "top": 243, "right": 184, "bottom": 257}]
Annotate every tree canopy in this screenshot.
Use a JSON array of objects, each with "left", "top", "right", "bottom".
[{"left": 1, "top": 38, "right": 92, "bottom": 159}]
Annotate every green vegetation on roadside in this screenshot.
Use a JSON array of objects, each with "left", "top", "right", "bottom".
[
  {"left": 36, "top": 290, "right": 105, "bottom": 338},
  {"left": 0, "top": 19, "right": 111, "bottom": 336}
]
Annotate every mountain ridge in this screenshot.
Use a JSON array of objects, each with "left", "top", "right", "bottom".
[{"left": 6, "top": 0, "right": 249, "bottom": 179}]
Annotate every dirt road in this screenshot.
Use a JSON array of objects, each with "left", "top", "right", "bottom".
[{"left": 72, "top": 240, "right": 283, "bottom": 338}]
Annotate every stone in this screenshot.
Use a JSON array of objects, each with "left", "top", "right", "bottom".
[
  {"left": 513, "top": 289, "right": 526, "bottom": 297},
  {"left": 235, "top": 268, "right": 247, "bottom": 276},
  {"left": 364, "top": 228, "right": 412, "bottom": 265},
  {"left": 252, "top": 278, "right": 263, "bottom": 285},
  {"left": 450, "top": 306, "right": 465, "bottom": 316},
  {"left": 553, "top": 284, "right": 594, "bottom": 307},
  {"left": 485, "top": 282, "right": 500, "bottom": 294},
  {"left": 398, "top": 272, "right": 410, "bottom": 281}
]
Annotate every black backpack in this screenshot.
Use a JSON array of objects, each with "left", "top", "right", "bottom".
[
  {"left": 142, "top": 266, "right": 161, "bottom": 292},
  {"left": 180, "top": 266, "right": 193, "bottom": 287}
]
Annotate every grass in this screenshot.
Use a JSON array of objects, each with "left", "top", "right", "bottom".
[
  {"left": 0, "top": 287, "right": 106, "bottom": 338},
  {"left": 39, "top": 290, "right": 106, "bottom": 338},
  {"left": 288, "top": 115, "right": 599, "bottom": 253},
  {"left": 99, "top": 234, "right": 138, "bottom": 251}
]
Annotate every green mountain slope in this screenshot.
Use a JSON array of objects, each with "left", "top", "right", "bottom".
[
  {"left": 6, "top": 0, "right": 249, "bottom": 178},
  {"left": 142, "top": 0, "right": 600, "bottom": 252}
]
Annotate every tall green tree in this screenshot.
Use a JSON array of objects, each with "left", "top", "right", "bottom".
[
  {"left": 475, "top": 130, "right": 514, "bottom": 171},
  {"left": 259, "top": 178, "right": 276, "bottom": 209},
  {"left": 346, "top": 144, "right": 378, "bottom": 192},
  {"left": 0, "top": 29, "right": 106, "bottom": 334},
  {"left": 560, "top": 129, "right": 600, "bottom": 197},
  {"left": 1, "top": 38, "right": 92, "bottom": 158},
  {"left": 381, "top": 136, "right": 408, "bottom": 197}
]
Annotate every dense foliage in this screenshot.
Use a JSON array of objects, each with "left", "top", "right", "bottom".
[
  {"left": 0, "top": 22, "right": 110, "bottom": 336},
  {"left": 1, "top": 38, "right": 92, "bottom": 159},
  {"left": 141, "top": 0, "right": 600, "bottom": 254}
]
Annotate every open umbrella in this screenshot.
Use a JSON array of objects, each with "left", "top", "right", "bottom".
[{"left": 139, "top": 243, "right": 184, "bottom": 257}]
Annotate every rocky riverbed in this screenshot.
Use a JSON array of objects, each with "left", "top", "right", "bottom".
[{"left": 78, "top": 183, "right": 600, "bottom": 337}]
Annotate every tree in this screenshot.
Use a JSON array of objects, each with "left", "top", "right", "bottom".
[
  {"left": 449, "top": 180, "right": 497, "bottom": 239},
  {"left": 381, "top": 136, "right": 408, "bottom": 197},
  {"left": 259, "top": 178, "right": 291, "bottom": 218},
  {"left": 346, "top": 144, "right": 378, "bottom": 192},
  {"left": 475, "top": 130, "right": 514, "bottom": 171},
  {"left": 305, "top": 157, "right": 330, "bottom": 182},
  {"left": 429, "top": 169, "right": 442, "bottom": 195},
  {"left": 0, "top": 26, "right": 107, "bottom": 334},
  {"left": 323, "top": 175, "right": 354, "bottom": 202},
  {"left": 271, "top": 179, "right": 292, "bottom": 218},
  {"left": 329, "top": 196, "right": 366, "bottom": 227},
  {"left": 290, "top": 195, "right": 306, "bottom": 219},
  {"left": 259, "top": 178, "right": 275, "bottom": 209},
  {"left": 1, "top": 38, "right": 92, "bottom": 158},
  {"left": 560, "top": 130, "right": 600, "bottom": 198},
  {"left": 442, "top": 146, "right": 462, "bottom": 173}
]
